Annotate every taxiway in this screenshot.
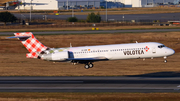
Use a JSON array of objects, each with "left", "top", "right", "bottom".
[{"left": 0, "top": 76, "right": 180, "bottom": 92}]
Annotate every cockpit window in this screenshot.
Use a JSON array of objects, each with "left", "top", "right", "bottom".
[{"left": 158, "top": 45, "right": 165, "bottom": 48}]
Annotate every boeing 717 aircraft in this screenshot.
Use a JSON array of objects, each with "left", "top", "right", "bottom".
[{"left": 8, "top": 32, "right": 175, "bottom": 69}]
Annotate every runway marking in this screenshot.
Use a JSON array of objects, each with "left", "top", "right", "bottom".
[
  {"left": 177, "top": 85, "right": 180, "bottom": 87},
  {"left": 174, "top": 85, "right": 180, "bottom": 91}
]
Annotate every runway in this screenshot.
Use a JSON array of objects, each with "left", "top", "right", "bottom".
[
  {"left": 1, "top": 29, "right": 180, "bottom": 35},
  {"left": 0, "top": 76, "right": 180, "bottom": 93}
]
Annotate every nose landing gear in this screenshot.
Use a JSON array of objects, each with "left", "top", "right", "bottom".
[
  {"left": 164, "top": 56, "right": 167, "bottom": 63},
  {"left": 164, "top": 60, "right": 167, "bottom": 63}
]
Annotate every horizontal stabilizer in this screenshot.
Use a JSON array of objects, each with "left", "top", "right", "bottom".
[
  {"left": 7, "top": 36, "right": 31, "bottom": 39},
  {"left": 26, "top": 52, "right": 38, "bottom": 59}
]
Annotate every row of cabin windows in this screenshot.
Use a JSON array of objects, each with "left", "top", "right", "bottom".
[
  {"left": 110, "top": 47, "right": 146, "bottom": 52},
  {"left": 73, "top": 47, "right": 145, "bottom": 54},
  {"left": 74, "top": 50, "right": 108, "bottom": 54}
]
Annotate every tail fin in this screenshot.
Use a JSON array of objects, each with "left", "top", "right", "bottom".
[
  {"left": 14, "top": 32, "right": 47, "bottom": 53},
  {"left": 8, "top": 32, "right": 48, "bottom": 58}
]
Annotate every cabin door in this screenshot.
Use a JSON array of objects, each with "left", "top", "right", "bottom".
[{"left": 152, "top": 47, "right": 156, "bottom": 54}]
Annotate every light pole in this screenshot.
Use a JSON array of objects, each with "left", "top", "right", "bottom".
[
  {"left": 21, "top": 14, "right": 26, "bottom": 25},
  {"left": 23, "top": 0, "right": 25, "bottom": 10},
  {"left": 72, "top": 6, "right": 74, "bottom": 17},
  {"left": 17, "top": 0, "right": 19, "bottom": 10},
  {"left": 30, "top": 0, "right": 32, "bottom": 22},
  {"left": 122, "top": 14, "right": 124, "bottom": 22},
  {"left": 146, "top": 0, "right": 147, "bottom": 5},
  {"left": 106, "top": 1, "right": 107, "bottom": 22},
  {"left": 67, "top": 0, "right": 68, "bottom": 10}
]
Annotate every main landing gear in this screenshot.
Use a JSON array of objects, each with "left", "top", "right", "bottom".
[{"left": 84, "top": 63, "right": 94, "bottom": 69}]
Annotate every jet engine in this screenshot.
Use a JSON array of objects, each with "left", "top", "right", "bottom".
[{"left": 41, "top": 51, "right": 69, "bottom": 61}]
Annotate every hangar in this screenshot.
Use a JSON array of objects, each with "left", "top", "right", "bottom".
[
  {"left": 101, "top": 0, "right": 142, "bottom": 7},
  {"left": 17, "top": 0, "right": 100, "bottom": 10},
  {"left": 58, "top": 0, "right": 100, "bottom": 10}
]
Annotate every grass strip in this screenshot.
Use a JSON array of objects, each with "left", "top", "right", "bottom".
[
  {"left": 7, "top": 7, "right": 180, "bottom": 15},
  {"left": 0, "top": 26, "right": 180, "bottom": 33},
  {"left": 0, "top": 92, "right": 180, "bottom": 101}
]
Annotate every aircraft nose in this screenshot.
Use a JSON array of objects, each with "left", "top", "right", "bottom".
[{"left": 167, "top": 48, "right": 175, "bottom": 56}]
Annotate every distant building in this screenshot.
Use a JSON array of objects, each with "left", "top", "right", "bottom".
[
  {"left": 100, "top": 1, "right": 123, "bottom": 8},
  {"left": 17, "top": 0, "right": 100, "bottom": 10},
  {"left": 101, "top": 0, "right": 142, "bottom": 8},
  {"left": 58, "top": 0, "right": 100, "bottom": 10},
  {"left": 174, "top": 0, "right": 180, "bottom": 4}
]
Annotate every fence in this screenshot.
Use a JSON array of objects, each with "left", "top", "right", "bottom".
[
  {"left": 0, "top": 22, "right": 153, "bottom": 29},
  {"left": 0, "top": 18, "right": 178, "bottom": 29}
]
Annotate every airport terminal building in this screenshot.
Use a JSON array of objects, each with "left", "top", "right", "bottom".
[
  {"left": 15, "top": 0, "right": 177, "bottom": 10},
  {"left": 17, "top": 0, "right": 100, "bottom": 10},
  {"left": 18, "top": 0, "right": 141, "bottom": 10}
]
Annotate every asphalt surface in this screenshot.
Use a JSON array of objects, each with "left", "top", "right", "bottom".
[
  {"left": 0, "top": 76, "right": 180, "bottom": 92},
  {"left": 1, "top": 29, "right": 180, "bottom": 36},
  {"left": 14, "top": 13, "right": 180, "bottom": 21}
]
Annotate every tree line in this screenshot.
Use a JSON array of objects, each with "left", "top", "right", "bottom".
[
  {"left": 0, "top": 12, "right": 101, "bottom": 26},
  {"left": 67, "top": 12, "right": 101, "bottom": 23}
]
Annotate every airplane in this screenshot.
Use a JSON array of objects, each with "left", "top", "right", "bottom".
[
  {"left": 0, "top": 0, "right": 21, "bottom": 10},
  {"left": 8, "top": 32, "right": 175, "bottom": 69},
  {"left": 0, "top": 0, "right": 47, "bottom": 10}
]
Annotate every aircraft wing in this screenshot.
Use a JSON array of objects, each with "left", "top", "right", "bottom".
[{"left": 68, "top": 56, "right": 109, "bottom": 62}]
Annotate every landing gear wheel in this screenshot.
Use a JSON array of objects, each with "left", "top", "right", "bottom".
[
  {"left": 89, "top": 63, "right": 94, "bottom": 68},
  {"left": 84, "top": 64, "right": 89, "bottom": 69},
  {"left": 164, "top": 60, "right": 167, "bottom": 63}
]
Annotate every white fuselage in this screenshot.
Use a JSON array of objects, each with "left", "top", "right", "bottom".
[
  {"left": 70, "top": 42, "right": 174, "bottom": 60},
  {"left": 42, "top": 42, "right": 175, "bottom": 62}
]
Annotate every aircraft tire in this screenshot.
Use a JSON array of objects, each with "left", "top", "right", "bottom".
[
  {"left": 84, "top": 64, "right": 89, "bottom": 69},
  {"left": 89, "top": 63, "right": 94, "bottom": 68},
  {"left": 164, "top": 60, "right": 167, "bottom": 63}
]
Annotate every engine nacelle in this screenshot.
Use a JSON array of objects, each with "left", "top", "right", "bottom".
[{"left": 41, "top": 51, "right": 69, "bottom": 61}]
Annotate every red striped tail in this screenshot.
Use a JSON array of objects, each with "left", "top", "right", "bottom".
[{"left": 14, "top": 32, "right": 47, "bottom": 58}]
